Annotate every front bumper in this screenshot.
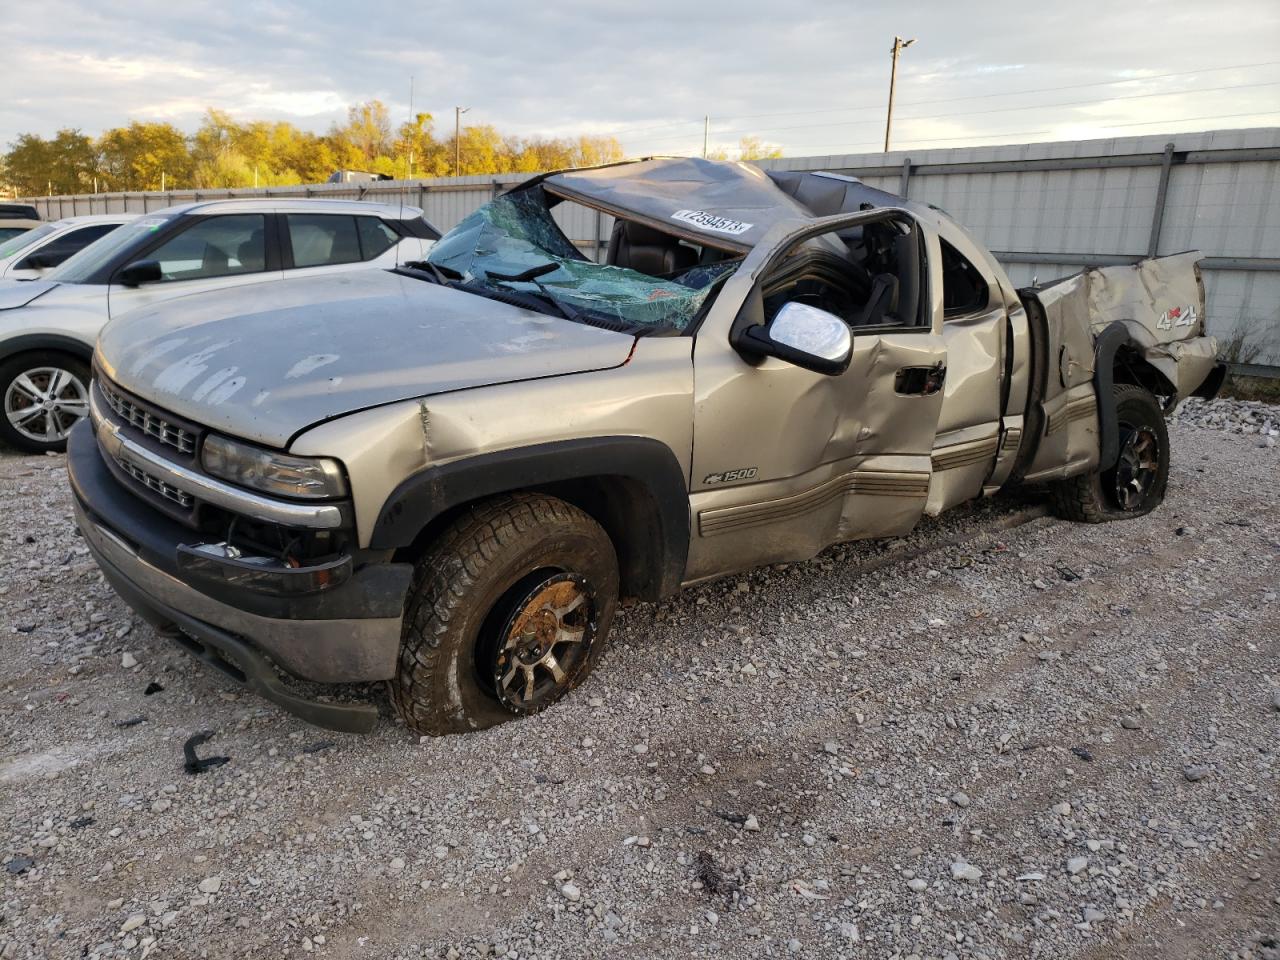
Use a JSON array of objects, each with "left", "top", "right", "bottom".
[{"left": 68, "top": 420, "right": 413, "bottom": 732}]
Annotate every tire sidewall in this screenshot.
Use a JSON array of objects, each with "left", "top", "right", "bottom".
[{"left": 400, "top": 505, "right": 618, "bottom": 734}]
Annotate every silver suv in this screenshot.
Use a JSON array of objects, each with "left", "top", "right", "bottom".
[
  {"left": 0, "top": 199, "right": 437, "bottom": 452},
  {"left": 68, "top": 158, "right": 1222, "bottom": 735}
]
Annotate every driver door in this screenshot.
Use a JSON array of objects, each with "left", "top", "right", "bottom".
[
  {"left": 684, "top": 210, "right": 947, "bottom": 583},
  {"left": 107, "top": 213, "right": 283, "bottom": 320}
]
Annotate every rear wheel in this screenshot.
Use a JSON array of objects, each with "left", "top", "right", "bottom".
[
  {"left": 1050, "top": 384, "right": 1169, "bottom": 522},
  {"left": 392, "top": 493, "right": 619, "bottom": 736},
  {"left": 0, "top": 352, "right": 91, "bottom": 454}
]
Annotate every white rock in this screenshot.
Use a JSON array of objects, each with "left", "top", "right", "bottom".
[
  {"left": 151, "top": 798, "right": 171, "bottom": 813},
  {"left": 1053, "top": 801, "right": 1072, "bottom": 817},
  {"left": 121, "top": 915, "right": 146, "bottom": 933},
  {"left": 908, "top": 877, "right": 928, "bottom": 892},
  {"left": 389, "top": 857, "right": 405, "bottom": 872},
  {"left": 1067, "top": 856, "right": 1089, "bottom": 875},
  {"left": 434, "top": 845, "right": 449, "bottom": 859},
  {"left": 121, "top": 652, "right": 137, "bottom": 669},
  {"left": 840, "top": 921, "right": 860, "bottom": 941},
  {"left": 197, "top": 877, "right": 222, "bottom": 894},
  {"left": 743, "top": 814, "right": 761, "bottom": 832},
  {"left": 560, "top": 882, "right": 581, "bottom": 902},
  {"left": 950, "top": 862, "right": 983, "bottom": 882}
]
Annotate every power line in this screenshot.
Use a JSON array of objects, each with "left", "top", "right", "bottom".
[
  {"left": 602, "top": 58, "right": 1280, "bottom": 140},
  {"left": 627, "top": 79, "right": 1280, "bottom": 147},
  {"left": 715, "top": 59, "right": 1280, "bottom": 123},
  {"left": 688, "top": 110, "right": 1280, "bottom": 158}
]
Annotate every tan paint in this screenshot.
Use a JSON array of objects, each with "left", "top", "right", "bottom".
[{"left": 292, "top": 337, "right": 697, "bottom": 550}]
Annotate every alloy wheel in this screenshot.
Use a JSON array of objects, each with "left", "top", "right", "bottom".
[
  {"left": 4, "top": 366, "right": 90, "bottom": 444},
  {"left": 488, "top": 572, "right": 597, "bottom": 712},
  {"left": 1112, "top": 421, "right": 1161, "bottom": 511}
]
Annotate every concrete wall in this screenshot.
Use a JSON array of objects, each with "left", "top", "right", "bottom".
[{"left": 22, "top": 127, "right": 1280, "bottom": 364}]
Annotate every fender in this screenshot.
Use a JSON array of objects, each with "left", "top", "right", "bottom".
[
  {"left": 370, "top": 436, "right": 690, "bottom": 600},
  {"left": 1092, "top": 321, "right": 1130, "bottom": 471},
  {"left": 0, "top": 332, "right": 94, "bottom": 364}
]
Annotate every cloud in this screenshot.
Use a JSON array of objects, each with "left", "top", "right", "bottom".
[{"left": 4, "top": 0, "right": 1279, "bottom": 157}]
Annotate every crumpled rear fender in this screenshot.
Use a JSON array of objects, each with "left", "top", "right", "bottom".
[{"left": 1086, "top": 251, "right": 1218, "bottom": 402}]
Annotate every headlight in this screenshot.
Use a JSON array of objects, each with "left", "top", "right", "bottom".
[{"left": 202, "top": 434, "right": 348, "bottom": 499}]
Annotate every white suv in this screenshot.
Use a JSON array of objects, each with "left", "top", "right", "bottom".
[
  {"left": 0, "top": 214, "right": 138, "bottom": 280},
  {"left": 0, "top": 198, "right": 438, "bottom": 452}
]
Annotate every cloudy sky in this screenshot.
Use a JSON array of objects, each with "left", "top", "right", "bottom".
[{"left": 6, "top": 0, "right": 1279, "bottom": 157}]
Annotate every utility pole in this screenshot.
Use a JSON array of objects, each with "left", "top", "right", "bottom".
[
  {"left": 703, "top": 115, "right": 709, "bottom": 158},
  {"left": 454, "top": 106, "right": 470, "bottom": 177},
  {"left": 883, "top": 35, "right": 916, "bottom": 153}
]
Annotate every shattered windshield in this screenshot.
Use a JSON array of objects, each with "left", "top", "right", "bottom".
[{"left": 425, "top": 188, "right": 739, "bottom": 333}]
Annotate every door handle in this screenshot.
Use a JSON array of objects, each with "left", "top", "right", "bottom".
[{"left": 895, "top": 363, "right": 946, "bottom": 396}]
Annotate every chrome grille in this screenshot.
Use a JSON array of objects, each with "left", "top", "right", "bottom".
[
  {"left": 114, "top": 457, "right": 194, "bottom": 508},
  {"left": 99, "top": 379, "right": 196, "bottom": 454}
]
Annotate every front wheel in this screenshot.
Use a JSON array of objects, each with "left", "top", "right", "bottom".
[
  {"left": 0, "top": 352, "right": 92, "bottom": 454},
  {"left": 392, "top": 493, "right": 619, "bottom": 736},
  {"left": 1050, "top": 384, "right": 1170, "bottom": 522}
]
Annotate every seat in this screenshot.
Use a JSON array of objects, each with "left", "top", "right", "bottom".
[
  {"left": 607, "top": 221, "right": 697, "bottom": 276},
  {"left": 237, "top": 229, "right": 266, "bottom": 272}
]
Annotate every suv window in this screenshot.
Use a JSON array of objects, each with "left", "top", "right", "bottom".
[
  {"left": 286, "top": 214, "right": 362, "bottom": 268},
  {"left": 149, "top": 215, "right": 267, "bottom": 281},
  {"left": 20, "top": 223, "right": 119, "bottom": 268},
  {"left": 357, "top": 217, "right": 399, "bottom": 260},
  {"left": 940, "top": 238, "right": 989, "bottom": 318}
]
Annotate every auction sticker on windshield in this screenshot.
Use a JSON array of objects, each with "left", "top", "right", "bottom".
[{"left": 670, "top": 210, "right": 753, "bottom": 235}]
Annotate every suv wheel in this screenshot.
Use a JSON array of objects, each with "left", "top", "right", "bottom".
[
  {"left": 393, "top": 493, "right": 619, "bottom": 736},
  {"left": 0, "top": 352, "right": 91, "bottom": 454},
  {"left": 1050, "top": 384, "right": 1170, "bottom": 522}
]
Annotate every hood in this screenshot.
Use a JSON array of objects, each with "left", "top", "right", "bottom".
[
  {"left": 97, "top": 270, "right": 635, "bottom": 448},
  {"left": 0, "top": 279, "right": 59, "bottom": 310}
]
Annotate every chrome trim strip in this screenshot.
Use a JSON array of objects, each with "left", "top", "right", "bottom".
[
  {"left": 90, "top": 388, "right": 343, "bottom": 530},
  {"left": 698, "top": 468, "right": 929, "bottom": 536},
  {"left": 931, "top": 436, "right": 1000, "bottom": 472}
]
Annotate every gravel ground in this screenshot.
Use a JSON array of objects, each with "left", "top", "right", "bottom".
[{"left": 1, "top": 404, "right": 1277, "bottom": 960}]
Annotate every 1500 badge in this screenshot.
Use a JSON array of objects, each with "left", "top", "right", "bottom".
[{"left": 703, "top": 467, "right": 758, "bottom": 485}]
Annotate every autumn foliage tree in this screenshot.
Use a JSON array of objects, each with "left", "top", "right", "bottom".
[{"left": 2, "top": 100, "right": 630, "bottom": 195}]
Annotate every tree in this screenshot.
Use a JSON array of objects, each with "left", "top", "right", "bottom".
[
  {"left": 2, "top": 129, "right": 97, "bottom": 195},
  {"left": 334, "top": 100, "right": 393, "bottom": 166},
  {"left": 736, "top": 136, "right": 783, "bottom": 161},
  {"left": 97, "top": 121, "right": 192, "bottom": 191}
]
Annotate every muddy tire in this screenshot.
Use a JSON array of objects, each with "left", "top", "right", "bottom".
[
  {"left": 0, "top": 352, "right": 91, "bottom": 454},
  {"left": 392, "top": 493, "right": 619, "bottom": 736},
  {"left": 1050, "top": 384, "right": 1169, "bottom": 523}
]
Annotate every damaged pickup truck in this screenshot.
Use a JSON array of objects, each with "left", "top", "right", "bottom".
[{"left": 67, "top": 157, "right": 1225, "bottom": 734}]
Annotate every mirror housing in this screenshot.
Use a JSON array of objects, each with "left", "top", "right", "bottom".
[
  {"left": 732, "top": 301, "right": 852, "bottom": 376},
  {"left": 117, "top": 260, "right": 162, "bottom": 287}
]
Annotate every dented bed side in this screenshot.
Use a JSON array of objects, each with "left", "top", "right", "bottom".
[{"left": 1014, "top": 251, "right": 1219, "bottom": 484}]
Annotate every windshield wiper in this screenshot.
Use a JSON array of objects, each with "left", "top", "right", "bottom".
[{"left": 484, "top": 262, "right": 560, "bottom": 283}]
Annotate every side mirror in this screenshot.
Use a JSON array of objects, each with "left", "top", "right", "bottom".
[
  {"left": 734, "top": 301, "right": 853, "bottom": 376},
  {"left": 117, "top": 260, "right": 162, "bottom": 287}
]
